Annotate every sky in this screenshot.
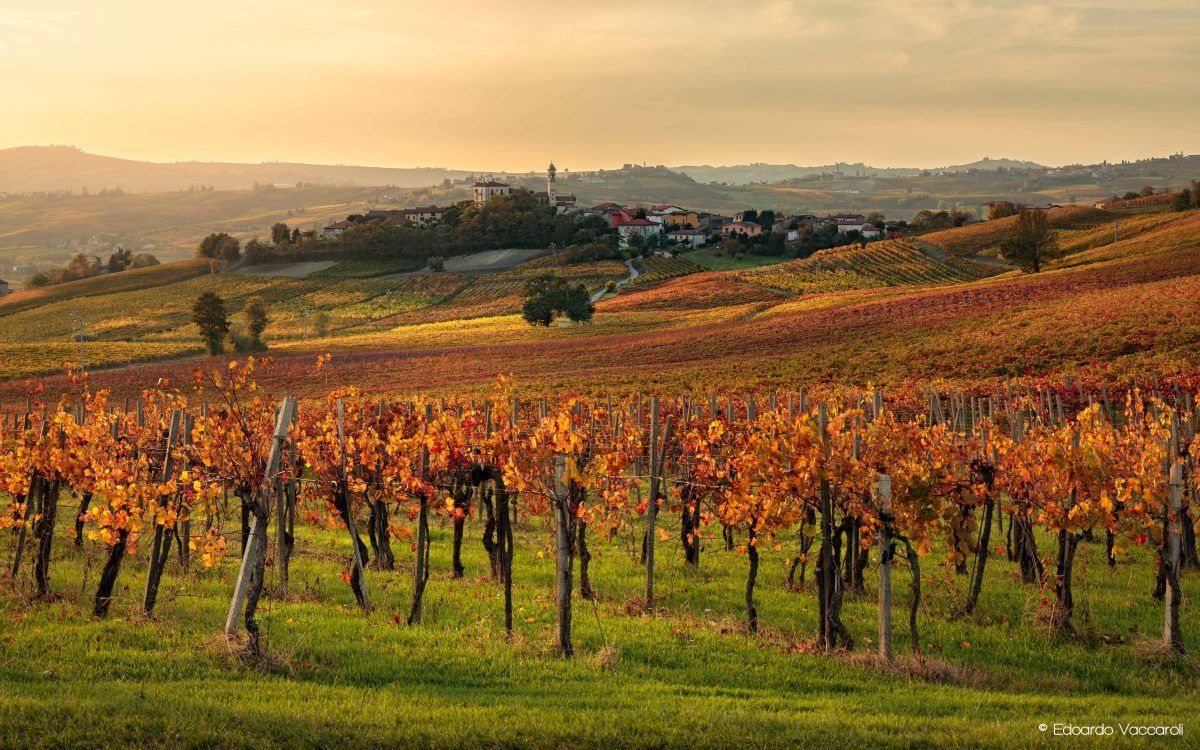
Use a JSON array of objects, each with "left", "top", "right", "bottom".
[{"left": 1, "top": 0, "right": 1198, "bottom": 171}]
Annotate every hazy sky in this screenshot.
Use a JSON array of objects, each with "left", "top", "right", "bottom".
[{"left": 2, "top": 0, "right": 1198, "bottom": 170}]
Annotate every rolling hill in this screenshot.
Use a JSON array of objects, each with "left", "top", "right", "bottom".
[
  {"left": 2, "top": 204, "right": 1197, "bottom": 397},
  {"left": 0, "top": 146, "right": 475, "bottom": 193}
]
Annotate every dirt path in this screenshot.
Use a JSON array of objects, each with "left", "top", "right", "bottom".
[{"left": 591, "top": 258, "right": 640, "bottom": 302}]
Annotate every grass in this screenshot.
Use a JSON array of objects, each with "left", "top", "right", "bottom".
[
  {"left": 1, "top": 494, "right": 1196, "bottom": 749},
  {"left": 681, "top": 247, "right": 790, "bottom": 272}
]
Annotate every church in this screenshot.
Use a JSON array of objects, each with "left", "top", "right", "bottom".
[
  {"left": 474, "top": 163, "right": 575, "bottom": 213},
  {"left": 534, "top": 163, "right": 577, "bottom": 214}
]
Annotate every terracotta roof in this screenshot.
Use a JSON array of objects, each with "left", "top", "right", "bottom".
[
  {"left": 724, "top": 221, "right": 761, "bottom": 229},
  {"left": 622, "top": 219, "right": 657, "bottom": 226},
  {"left": 474, "top": 180, "right": 510, "bottom": 188},
  {"left": 325, "top": 220, "right": 352, "bottom": 229}
]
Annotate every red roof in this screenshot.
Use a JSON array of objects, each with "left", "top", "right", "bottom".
[
  {"left": 474, "top": 180, "right": 510, "bottom": 188},
  {"left": 623, "top": 219, "right": 656, "bottom": 226}
]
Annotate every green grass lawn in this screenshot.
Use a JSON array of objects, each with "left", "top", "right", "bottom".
[
  {"left": 1, "top": 498, "right": 1197, "bottom": 749},
  {"left": 681, "top": 247, "right": 791, "bottom": 272}
]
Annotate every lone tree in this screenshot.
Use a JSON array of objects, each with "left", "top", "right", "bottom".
[
  {"left": 1000, "top": 209, "right": 1058, "bottom": 273},
  {"left": 196, "top": 232, "right": 241, "bottom": 262},
  {"left": 243, "top": 296, "right": 269, "bottom": 349},
  {"left": 270, "top": 222, "right": 290, "bottom": 245},
  {"left": 192, "top": 292, "right": 230, "bottom": 355},
  {"left": 522, "top": 273, "right": 594, "bottom": 326}
]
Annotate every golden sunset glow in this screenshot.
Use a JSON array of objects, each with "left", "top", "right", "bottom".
[{"left": 3, "top": 1, "right": 1199, "bottom": 168}]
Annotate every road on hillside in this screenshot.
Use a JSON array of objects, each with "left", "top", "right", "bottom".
[{"left": 591, "top": 258, "right": 640, "bottom": 302}]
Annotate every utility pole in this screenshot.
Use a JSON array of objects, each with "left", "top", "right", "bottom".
[{"left": 70, "top": 312, "right": 86, "bottom": 372}]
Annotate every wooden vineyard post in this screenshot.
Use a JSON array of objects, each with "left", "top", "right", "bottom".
[
  {"left": 276, "top": 439, "right": 289, "bottom": 600},
  {"left": 643, "top": 398, "right": 674, "bottom": 612},
  {"left": 817, "top": 403, "right": 834, "bottom": 652},
  {"left": 553, "top": 454, "right": 573, "bottom": 657},
  {"left": 225, "top": 396, "right": 296, "bottom": 636},
  {"left": 337, "top": 399, "right": 371, "bottom": 614},
  {"left": 1164, "top": 462, "right": 1184, "bottom": 653},
  {"left": 878, "top": 474, "right": 893, "bottom": 663},
  {"left": 179, "top": 414, "right": 194, "bottom": 574},
  {"left": 644, "top": 396, "right": 659, "bottom": 610}
]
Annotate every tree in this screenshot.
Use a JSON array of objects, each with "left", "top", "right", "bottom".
[
  {"left": 1139, "top": 185, "right": 1156, "bottom": 197},
  {"left": 988, "top": 202, "right": 1016, "bottom": 220},
  {"left": 196, "top": 233, "right": 241, "bottom": 262},
  {"left": 243, "top": 296, "right": 269, "bottom": 349},
  {"left": 270, "top": 222, "right": 290, "bottom": 245},
  {"left": 191, "top": 292, "right": 230, "bottom": 354},
  {"left": 311, "top": 310, "right": 332, "bottom": 337},
  {"left": 107, "top": 248, "right": 132, "bottom": 273},
  {"left": 427, "top": 255, "right": 445, "bottom": 272},
  {"left": 999, "top": 209, "right": 1057, "bottom": 273},
  {"left": 67, "top": 252, "right": 102, "bottom": 280},
  {"left": 522, "top": 273, "right": 594, "bottom": 326},
  {"left": 1173, "top": 188, "right": 1195, "bottom": 212},
  {"left": 128, "top": 253, "right": 159, "bottom": 269}
]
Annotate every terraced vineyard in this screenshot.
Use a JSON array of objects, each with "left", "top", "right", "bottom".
[
  {"left": 741, "top": 240, "right": 1002, "bottom": 296},
  {"left": 0, "top": 258, "right": 215, "bottom": 315},
  {"left": 920, "top": 206, "right": 1125, "bottom": 257},
  {"left": 629, "top": 255, "right": 703, "bottom": 285},
  {"left": 311, "top": 258, "right": 426, "bottom": 278}
]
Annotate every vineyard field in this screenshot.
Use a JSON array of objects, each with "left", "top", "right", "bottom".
[
  {"left": 1, "top": 375, "right": 1197, "bottom": 748},
  {"left": 1, "top": 503, "right": 1193, "bottom": 749},
  {"left": 741, "top": 240, "right": 1003, "bottom": 296}
]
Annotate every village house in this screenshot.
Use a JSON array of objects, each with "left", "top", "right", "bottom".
[
  {"left": 652, "top": 206, "right": 700, "bottom": 229},
  {"left": 364, "top": 207, "right": 446, "bottom": 228},
  {"left": 321, "top": 220, "right": 352, "bottom": 240},
  {"left": 0, "top": 279, "right": 11, "bottom": 297},
  {"left": 605, "top": 207, "right": 641, "bottom": 229},
  {"left": 667, "top": 228, "right": 707, "bottom": 248},
  {"left": 473, "top": 179, "right": 512, "bottom": 206},
  {"left": 719, "top": 220, "right": 763, "bottom": 239},
  {"left": 834, "top": 216, "right": 882, "bottom": 238},
  {"left": 616, "top": 218, "right": 662, "bottom": 247},
  {"left": 399, "top": 205, "right": 446, "bottom": 228},
  {"left": 589, "top": 201, "right": 623, "bottom": 217}
]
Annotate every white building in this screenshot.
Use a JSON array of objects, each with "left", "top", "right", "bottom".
[
  {"left": 617, "top": 219, "right": 662, "bottom": 247},
  {"left": 833, "top": 219, "right": 882, "bottom": 239},
  {"left": 473, "top": 180, "right": 512, "bottom": 206},
  {"left": 321, "top": 220, "right": 352, "bottom": 240},
  {"left": 667, "top": 229, "right": 707, "bottom": 248}
]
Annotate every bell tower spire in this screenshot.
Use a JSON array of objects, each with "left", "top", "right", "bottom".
[{"left": 547, "top": 162, "right": 557, "bottom": 209}]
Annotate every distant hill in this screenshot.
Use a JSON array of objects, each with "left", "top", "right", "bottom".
[
  {"left": 0, "top": 146, "right": 477, "bottom": 194},
  {"left": 672, "top": 157, "right": 1045, "bottom": 185},
  {"left": 0, "top": 183, "right": 467, "bottom": 267}
]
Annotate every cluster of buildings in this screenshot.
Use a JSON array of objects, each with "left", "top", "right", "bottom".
[
  {"left": 473, "top": 163, "right": 578, "bottom": 213},
  {"left": 591, "top": 204, "right": 884, "bottom": 248},
  {"left": 322, "top": 163, "right": 576, "bottom": 240},
  {"left": 319, "top": 159, "right": 888, "bottom": 249}
]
